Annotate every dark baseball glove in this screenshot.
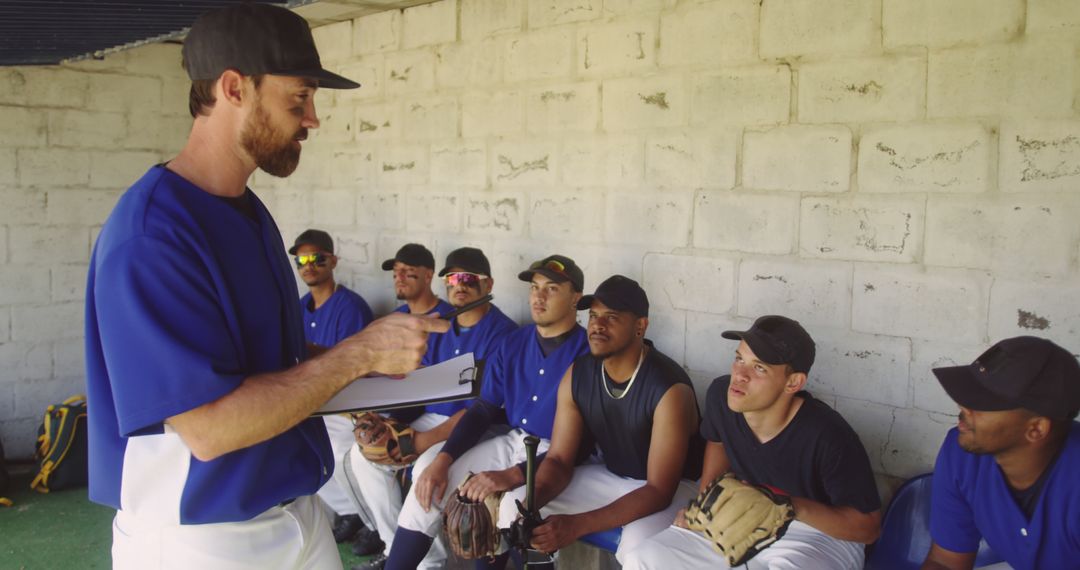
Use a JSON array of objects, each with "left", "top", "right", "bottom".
[
  {"left": 684, "top": 473, "right": 795, "bottom": 566},
  {"left": 351, "top": 412, "right": 419, "bottom": 468},
  {"left": 442, "top": 478, "right": 504, "bottom": 560}
]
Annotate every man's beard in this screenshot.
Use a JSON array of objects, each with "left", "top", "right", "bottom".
[{"left": 241, "top": 103, "right": 304, "bottom": 178}]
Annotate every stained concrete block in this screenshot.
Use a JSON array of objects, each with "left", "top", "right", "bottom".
[
  {"left": 122, "top": 113, "right": 190, "bottom": 153},
  {"left": 403, "top": 97, "right": 459, "bottom": 140},
  {"left": 646, "top": 309, "right": 686, "bottom": 366},
  {"left": 354, "top": 102, "right": 402, "bottom": 141},
  {"left": 505, "top": 29, "right": 574, "bottom": 82},
  {"left": 602, "top": 75, "right": 687, "bottom": 131},
  {"left": 431, "top": 142, "right": 487, "bottom": 187},
  {"left": 51, "top": 264, "right": 89, "bottom": 303},
  {"left": 811, "top": 328, "right": 912, "bottom": 408},
  {"left": 336, "top": 59, "right": 384, "bottom": 102},
  {"left": 924, "top": 194, "right": 1080, "bottom": 276},
  {"left": 858, "top": 123, "right": 991, "bottom": 193},
  {"left": 384, "top": 50, "right": 436, "bottom": 95},
  {"left": 604, "top": 191, "right": 692, "bottom": 247},
  {"left": 12, "top": 302, "right": 84, "bottom": 342},
  {"left": 0, "top": 343, "right": 52, "bottom": 382},
  {"left": 462, "top": 90, "right": 524, "bottom": 137},
  {"left": 465, "top": 193, "right": 524, "bottom": 235},
  {"left": 693, "top": 191, "right": 799, "bottom": 255},
  {"left": 354, "top": 10, "right": 401, "bottom": 55},
  {"left": 645, "top": 131, "right": 736, "bottom": 190},
  {"left": 89, "top": 151, "right": 159, "bottom": 188},
  {"left": 659, "top": 0, "right": 758, "bottom": 67},
  {"left": 378, "top": 144, "right": 429, "bottom": 186},
  {"left": 275, "top": 191, "right": 312, "bottom": 227},
  {"left": 0, "top": 68, "right": 88, "bottom": 108},
  {"left": 356, "top": 191, "right": 404, "bottom": 230},
  {"left": 928, "top": 40, "right": 1074, "bottom": 118},
  {"left": 883, "top": 0, "right": 1023, "bottom": 49},
  {"left": 0, "top": 189, "right": 46, "bottom": 225},
  {"left": 46, "top": 109, "right": 124, "bottom": 148},
  {"left": 0, "top": 268, "right": 50, "bottom": 305},
  {"left": 910, "top": 339, "right": 983, "bottom": 415},
  {"left": 528, "top": 0, "right": 601, "bottom": 28},
  {"left": 403, "top": 0, "right": 457, "bottom": 49},
  {"left": 529, "top": 191, "right": 605, "bottom": 243},
  {"left": 853, "top": 265, "right": 990, "bottom": 344},
  {"left": 577, "top": 18, "right": 656, "bottom": 77},
  {"left": 602, "top": 0, "right": 675, "bottom": 16},
  {"left": 309, "top": 106, "right": 354, "bottom": 145},
  {"left": 999, "top": 120, "right": 1080, "bottom": 193},
  {"left": 0, "top": 106, "right": 46, "bottom": 148},
  {"left": 406, "top": 192, "right": 461, "bottom": 233},
  {"left": 312, "top": 189, "right": 356, "bottom": 227},
  {"left": 988, "top": 278, "right": 1080, "bottom": 352},
  {"left": 46, "top": 190, "right": 121, "bottom": 225},
  {"left": 461, "top": 0, "right": 523, "bottom": 40},
  {"left": 760, "top": 0, "right": 878, "bottom": 59},
  {"left": 684, "top": 311, "right": 753, "bottom": 375},
  {"left": 312, "top": 19, "right": 353, "bottom": 61},
  {"left": 831, "top": 397, "right": 890, "bottom": 472},
  {"left": 0, "top": 149, "right": 14, "bottom": 186},
  {"left": 800, "top": 194, "right": 925, "bottom": 263},
  {"left": 492, "top": 140, "right": 557, "bottom": 187},
  {"left": 881, "top": 407, "right": 954, "bottom": 478},
  {"left": 743, "top": 125, "right": 851, "bottom": 193},
  {"left": 691, "top": 65, "right": 790, "bottom": 126},
  {"left": 329, "top": 148, "right": 376, "bottom": 187},
  {"left": 798, "top": 56, "right": 926, "bottom": 124},
  {"left": 642, "top": 253, "right": 736, "bottom": 313},
  {"left": 436, "top": 39, "right": 504, "bottom": 88},
  {"left": 54, "top": 338, "right": 86, "bottom": 379},
  {"left": 86, "top": 74, "right": 160, "bottom": 113},
  {"left": 560, "top": 135, "right": 643, "bottom": 188},
  {"left": 1028, "top": 0, "right": 1080, "bottom": 34},
  {"left": 17, "top": 148, "right": 90, "bottom": 187},
  {"left": 526, "top": 82, "right": 600, "bottom": 133},
  {"left": 737, "top": 259, "right": 852, "bottom": 329}
]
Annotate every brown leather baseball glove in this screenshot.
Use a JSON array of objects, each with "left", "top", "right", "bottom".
[
  {"left": 442, "top": 477, "right": 504, "bottom": 560},
  {"left": 352, "top": 412, "right": 419, "bottom": 468},
  {"left": 685, "top": 473, "right": 795, "bottom": 566}
]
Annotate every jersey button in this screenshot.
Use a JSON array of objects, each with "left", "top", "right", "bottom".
[
  {"left": 539, "top": 369, "right": 545, "bottom": 375},
  {"left": 522, "top": 418, "right": 528, "bottom": 425},
  {"left": 532, "top": 395, "right": 538, "bottom": 401},
  {"left": 310, "top": 322, "right": 316, "bottom": 328},
  {"left": 1020, "top": 528, "right": 1028, "bottom": 537},
  {"left": 454, "top": 349, "right": 460, "bottom": 355}
]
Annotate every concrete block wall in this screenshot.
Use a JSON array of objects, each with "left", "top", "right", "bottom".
[{"left": 0, "top": 45, "right": 187, "bottom": 457}]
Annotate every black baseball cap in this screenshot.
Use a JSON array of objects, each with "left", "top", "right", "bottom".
[
  {"left": 933, "top": 336, "right": 1080, "bottom": 420},
  {"left": 577, "top": 275, "right": 649, "bottom": 317},
  {"left": 182, "top": 3, "right": 360, "bottom": 90},
  {"left": 438, "top": 247, "right": 490, "bottom": 277},
  {"left": 518, "top": 254, "right": 584, "bottom": 292},
  {"left": 289, "top": 229, "right": 333, "bottom": 255},
  {"left": 722, "top": 315, "right": 816, "bottom": 374},
  {"left": 381, "top": 243, "right": 435, "bottom": 271}
]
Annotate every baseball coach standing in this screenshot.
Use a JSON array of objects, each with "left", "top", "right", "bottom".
[{"left": 83, "top": 4, "right": 448, "bottom": 569}]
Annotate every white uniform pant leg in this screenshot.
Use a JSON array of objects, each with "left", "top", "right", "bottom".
[
  {"left": 318, "top": 415, "right": 361, "bottom": 517},
  {"left": 621, "top": 520, "right": 865, "bottom": 570},
  {"left": 111, "top": 495, "right": 343, "bottom": 570}
]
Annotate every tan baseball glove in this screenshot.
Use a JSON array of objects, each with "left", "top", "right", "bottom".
[
  {"left": 442, "top": 476, "right": 504, "bottom": 560},
  {"left": 351, "top": 412, "right": 419, "bottom": 468},
  {"left": 685, "top": 473, "right": 795, "bottom": 566}
]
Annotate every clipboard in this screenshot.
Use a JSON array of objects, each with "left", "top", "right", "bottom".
[{"left": 314, "top": 353, "right": 483, "bottom": 415}]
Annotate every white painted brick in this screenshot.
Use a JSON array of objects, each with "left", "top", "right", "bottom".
[
  {"left": 312, "top": 190, "right": 356, "bottom": 227},
  {"left": 526, "top": 83, "right": 599, "bottom": 133},
  {"left": 737, "top": 259, "right": 852, "bottom": 329},
  {"left": 693, "top": 191, "right": 799, "bottom": 255},
  {"left": 46, "top": 190, "right": 121, "bottom": 225},
  {"left": 329, "top": 148, "right": 376, "bottom": 188},
  {"left": 646, "top": 309, "right": 686, "bottom": 366},
  {"left": 853, "top": 265, "right": 990, "bottom": 343},
  {"left": 12, "top": 302, "right": 83, "bottom": 342},
  {"left": 462, "top": 91, "right": 523, "bottom": 137},
  {"left": 431, "top": 142, "right": 487, "bottom": 187},
  {"left": 1028, "top": 0, "right": 1080, "bottom": 34},
  {"left": 602, "top": 75, "right": 687, "bottom": 131},
  {"left": 645, "top": 130, "right": 736, "bottom": 190},
  {"left": 989, "top": 279, "right": 1080, "bottom": 352},
  {"left": 462, "top": 0, "right": 523, "bottom": 39},
  {"left": 0, "top": 189, "right": 46, "bottom": 225},
  {"left": 883, "top": 0, "right": 1023, "bottom": 49},
  {"left": 328, "top": 228, "right": 379, "bottom": 271},
  {"left": 0, "top": 343, "right": 52, "bottom": 381},
  {"left": 604, "top": 191, "right": 692, "bottom": 247},
  {"left": 910, "top": 339, "right": 983, "bottom": 415},
  {"left": 744, "top": 125, "right": 851, "bottom": 193},
  {"left": 287, "top": 147, "right": 334, "bottom": 190},
  {"left": 403, "top": 97, "right": 459, "bottom": 139},
  {"left": 385, "top": 51, "right": 436, "bottom": 95},
  {"left": 924, "top": 194, "right": 1080, "bottom": 275},
  {"left": 356, "top": 191, "right": 405, "bottom": 230},
  {"left": 831, "top": 398, "right": 890, "bottom": 472},
  {"left": 11, "top": 226, "right": 89, "bottom": 264},
  {"left": 800, "top": 194, "right": 925, "bottom": 263},
  {"left": 882, "top": 407, "right": 954, "bottom": 478},
  {"left": 17, "top": 148, "right": 90, "bottom": 187},
  {"left": 406, "top": 192, "right": 461, "bottom": 233},
  {"left": 928, "top": 40, "right": 1074, "bottom": 119},
  {"left": 505, "top": 29, "right": 573, "bottom": 83},
  {"left": 0, "top": 149, "right": 14, "bottom": 186},
  {"left": 465, "top": 193, "right": 525, "bottom": 236},
  {"left": 492, "top": 140, "right": 557, "bottom": 187},
  {"left": 659, "top": 0, "right": 758, "bottom": 67},
  {"left": 51, "top": 264, "right": 88, "bottom": 303},
  {"left": 336, "top": 59, "right": 384, "bottom": 102},
  {"left": 354, "top": 102, "right": 401, "bottom": 141},
  {"left": 89, "top": 151, "right": 159, "bottom": 188},
  {"left": 54, "top": 338, "right": 85, "bottom": 378},
  {"left": 528, "top": 0, "right": 601, "bottom": 28},
  {"left": 691, "top": 65, "right": 790, "bottom": 126},
  {"left": 0, "top": 68, "right": 88, "bottom": 108},
  {"left": 812, "top": 328, "right": 912, "bottom": 408},
  {"left": 798, "top": 56, "right": 925, "bottom": 124},
  {"left": 0, "top": 267, "right": 49, "bottom": 305},
  {"left": 312, "top": 19, "right": 354, "bottom": 62},
  {"left": 403, "top": 0, "right": 457, "bottom": 49},
  {"left": 999, "top": 120, "right": 1080, "bottom": 193},
  {"left": 0, "top": 106, "right": 47, "bottom": 147},
  {"left": 378, "top": 144, "right": 429, "bottom": 186},
  {"left": 578, "top": 18, "right": 656, "bottom": 77},
  {"left": 309, "top": 106, "right": 354, "bottom": 145},
  {"left": 560, "top": 135, "right": 643, "bottom": 188},
  {"left": 602, "top": 0, "right": 675, "bottom": 16},
  {"left": 859, "top": 124, "right": 991, "bottom": 194},
  {"left": 354, "top": 10, "right": 401, "bottom": 55},
  {"left": 684, "top": 311, "right": 752, "bottom": 375},
  {"left": 642, "top": 253, "right": 735, "bottom": 313},
  {"left": 760, "top": 0, "right": 878, "bottom": 59},
  {"left": 122, "top": 112, "right": 190, "bottom": 153},
  {"left": 86, "top": 74, "right": 160, "bottom": 113},
  {"left": 529, "top": 191, "right": 605, "bottom": 243},
  {"left": 436, "top": 39, "right": 504, "bottom": 88}
]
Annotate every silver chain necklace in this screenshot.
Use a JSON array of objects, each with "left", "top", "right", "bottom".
[{"left": 601, "top": 347, "right": 646, "bottom": 400}]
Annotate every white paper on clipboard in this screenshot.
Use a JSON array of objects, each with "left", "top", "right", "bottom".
[{"left": 315, "top": 352, "right": 477, "bottom": 415}]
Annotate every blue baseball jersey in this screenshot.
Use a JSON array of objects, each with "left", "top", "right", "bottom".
[
  {"left": 85, "top": 165, "right": 332, "bottom": 525},
  {"left": 301, "top": 286, "right": 374, "bottom": 347},
  {"left": 421, "top": 305, "right": 518, "bottom": 416},
  {"left": 930, "top": 424, "right": 1080, "bottom": 569},
  {"left": 479, "top": 325, "right": 589, "bottom": 440}
]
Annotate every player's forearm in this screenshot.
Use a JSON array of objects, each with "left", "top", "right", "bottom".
[
  {"left": 790, "top": 497, "right": 881, "bottom": 543},
  {"left": 570, "top": 484, "right": 672, "bottom": 538},
  {"left": 533, "top": 456, "right": 574, "bottom": 508}
]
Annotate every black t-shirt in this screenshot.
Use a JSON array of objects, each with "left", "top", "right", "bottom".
[
  {"left": 571, "top": 342, "right": 705, "bottom": 481},
  {"left": 701, "top": 375, "right": 881, "bottom": 513}
]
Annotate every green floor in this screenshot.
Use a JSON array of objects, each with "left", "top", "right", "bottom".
[{"left": 0, "top": 466, "right": 373, "bottom": 570}]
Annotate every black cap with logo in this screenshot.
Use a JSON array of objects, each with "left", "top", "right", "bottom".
[
  {"left": 722, "top": 315, "right": 816, "bottom": 374},
  {"left": 288, "top": 229, "right": 334, "bottom": 255},
  {"left": 182, "top": 3, "right": 360, "bottom": 89},
  {"left": 577, "top": 275, "right": 649, "bottom": 318},
  {"left": 518, "top": 254, "right": 584, "bottom": 292},
  {"left": 439, "top": 247, "right": 491, "bottom": 277},
  {"left": 381, "top": 243, "right": 435, "bottom": 271}
]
